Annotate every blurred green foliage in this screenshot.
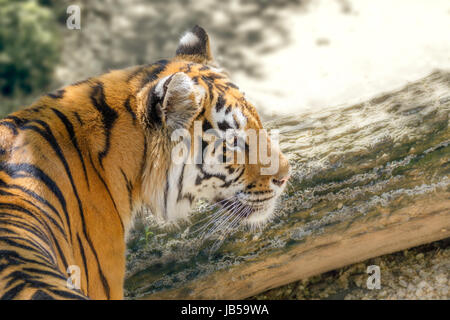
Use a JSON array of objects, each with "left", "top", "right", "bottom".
[{"left": 0, "top": 0, "right": 61, "bottom": 116}]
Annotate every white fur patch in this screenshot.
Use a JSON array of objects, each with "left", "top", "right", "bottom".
[
  {"left": 179, "top": 32, "right": 199, "bottom": 47},
  {"left": 233, "top": 110, "right": 247, "bottom": 128},
  {"left": 155, "top": 75, "right": 172, "bottom": 98}
]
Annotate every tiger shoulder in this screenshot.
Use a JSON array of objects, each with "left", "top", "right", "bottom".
[{"left": 0, "top": 26, "right": 290, "bottom": 300}]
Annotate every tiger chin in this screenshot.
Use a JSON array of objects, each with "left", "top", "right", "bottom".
[{"left": 0, "top": 26, "right": 290, "bottom": 300}]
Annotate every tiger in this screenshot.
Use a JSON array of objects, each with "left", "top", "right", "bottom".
[{"left": 0, "top": 26, "right": 290, "bottom": 300}]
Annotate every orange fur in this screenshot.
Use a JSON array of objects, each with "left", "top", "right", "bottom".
[{"left": 0, "top": 26, "right": 289, "bottom": 299}]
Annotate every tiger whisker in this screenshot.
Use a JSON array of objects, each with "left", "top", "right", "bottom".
[
  {"left": 203, "top": 201, "right": 242, "bottom": 240},
  {"left": 204, "top": 201, "right": 241, "bottom": 238},
  {"left": 192, "top": 209, "right": 232, "bottom": 238},
  {"left": 221, "top": 206, "right": 248, "bottom": 237},
  {"left": 207, "top": 200, "right": 248, "bottom": 240},
  {"left": 209, "top": 205, "right": 250, "bottom": 252},
  {"left": 194, "top": 199, "right": 238, "bottom": 238},
  {"left": 190, "top": 202, "right": 232, "bottom": 228},
  {"left": 189, "top": 196, "right": 237, "bottom": 230},
  {"left": 208, "top": 204, "right": 241, "bottom": 235},
  {"left": 204, "top": 195, "right": 237, "bottom": 210}
]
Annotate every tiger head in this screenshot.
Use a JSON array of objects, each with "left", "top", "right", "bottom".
[{"left": 136, "top": 26, "right": 290, "bottom": 228}]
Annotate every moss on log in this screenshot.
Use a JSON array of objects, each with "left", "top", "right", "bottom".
[{"left": 124, "top": 70, "right": 450, "bottom": 299}]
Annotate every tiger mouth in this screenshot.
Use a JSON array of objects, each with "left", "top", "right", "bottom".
[{"left": 198, "top": 195, "right": 275, "bottom": 245}]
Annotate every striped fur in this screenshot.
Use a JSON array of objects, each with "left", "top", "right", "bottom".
[{"left": 0, "top": 26, "right": 290, "bottom": 299}]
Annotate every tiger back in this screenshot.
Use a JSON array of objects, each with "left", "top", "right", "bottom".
[{"left": 0, "top": 26, "right": 290, "bottom": 299}]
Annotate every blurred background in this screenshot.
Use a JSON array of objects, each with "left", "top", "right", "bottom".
[{"left": 1, "top": 0, "right": 449, "bottom": 119}]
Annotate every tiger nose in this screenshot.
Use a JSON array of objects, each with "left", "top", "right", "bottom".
[{"left": 272, "top": 154, "right": 290, "bottom": 186}]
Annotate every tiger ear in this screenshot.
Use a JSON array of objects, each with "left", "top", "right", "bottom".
[
  {"left": 141, "top": 72, "right": 204, "bottom": 133},
  {"left": 175, "top": 25, "right": 214, "bottom": 64}
]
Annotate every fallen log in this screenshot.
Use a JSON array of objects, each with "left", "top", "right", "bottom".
[{"left": 124, "top": 70, "right": 450, "bottom": 299}]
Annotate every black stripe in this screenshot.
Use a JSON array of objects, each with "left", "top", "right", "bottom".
[
  {"left": 181, "top": 63, "right": 193, "bottom": 73},
  {"left": 20, "top": 197, "right": 67, "bottom": 242},
  {"left": 217, "top": 120, "right": 232, "bottom": 131},
  {"left": 80, "top": 154, "right": 116, "bottom": 299},
  {"left": 232, "top": 114, "right": 240, "bottom": 129},
  {"left": 226, "top": 82, "right": 239, "bottom": 90},
  {"left": 0, "top": 121, "right": 18, "bottom": 135},
  {"left": 77, "top": 234, "right": 89, "bottom": 295},
  {"left": 176, "top": 163, "right": 186, "bottom": 202},
  {"left": 146, "top": 86, "right": 164, "bottom": 127},
  {"left": 0, "top": 237, "right": 45, "bottom": 257},
  {"left": 163, "top": 171, "right": 170, "bottom": 220},
  {"left": 1, "top": 282, "right": 26, "bottom": 300},
  {"left": 0, "top": 220, "right": 52, "bottom": 256},
  {"left": 139, "top": 135, "right": 148, "bottom": 178},
  {"left": 0, "top": 180, "right": 68, "bottom": 241},
  {"left": 230, "top": 167, "right": 245, "bottom": 184},
  {"left": 48, "top": 288, "right": 87, "bottom": 300},
  {"left": 31, "top": 290, "right": 54, "bottom": 300},
  {"left": 4, "top": 270, "right": 34, "bottom": 289},
  {"left": 0, "top": 249, "right": 53, "bottom": 271},
  {"left": 202, "top": 119, "right": 213, "bottom": 132},
  {"left": 200, "top": 76, "right": 214, "bottom": 102},
  {"left": 126, "top": 65, "right": 149, "bottom": 83},
  {"left": 89, "top": 82, "right": 118, "bottom": 169},
  {"left": 0, "top": 162, "right": 72, "bottom": 240},
  {"left": 0, "top": 189, "right": 14, "bottom": 196},
  {"left": 73, "top": 112, "right": 84, "bottom": 125},
  {"left": 0, "top": 203, "right": 60, "bottom": 250},
  {"left": 140, "top": 60, "right": 169, "bottom": 87},
  {"left": 3, "top": 116, "right": 27, "bottom": 127},
  {"left": 195, "top": 163, "right": 228, "bottom": 186},
  {"left": 195, "top": 105, "right": 206, "bottom": 121},
  {"left": 47, "top": 227, "right": 68, "bottom": 271},
  {"left": 0, "top": 227, "right": 17, "bottom": 235},
  {"left": 225, "top": 165, "right": 235, "bottom": 174},
  {"left": 87, "top": 152, "right": 123, "bottom": 231},
  {"left": 0, "top": 178, "right": 65, "bottom": 229},
  {"left": 120, "top": 168, "right": 133, "bottom": 211},
  {"left": 215, "top": 94, "right": 226, "bottom": 113},
  {"left": 215, "top": 83, "right": 228, "bottom": 94},
  {"left": 51, "top": 108, "right": 90, "bottom": 190},
  {"left": 124, "top": 96, "right": 137, "bottom": 125},
  {"left": 202, "top": 73, "right": 225, "bottom": 82},
  {"left": 0, "top": 234, "right": 53, "bottom": 263},
  {"left": 7, "top": 202, "right": 71, "bottom": 270},
  {"left": 19, "top": 279, "right": 58, "bottom": 290},
  {"left": 27, "top": 106, "right": 44, "bottom": 114},
  {"left": 192, "top": 76, "right": 200, "bottom": 84},
  {"left": 47, "top": 89, "right": 65, "bottom": 99}
]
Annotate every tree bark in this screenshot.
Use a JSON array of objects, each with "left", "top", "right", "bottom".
[{"left": 124, "top": 70, "right": 450, "bottom": 300}]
